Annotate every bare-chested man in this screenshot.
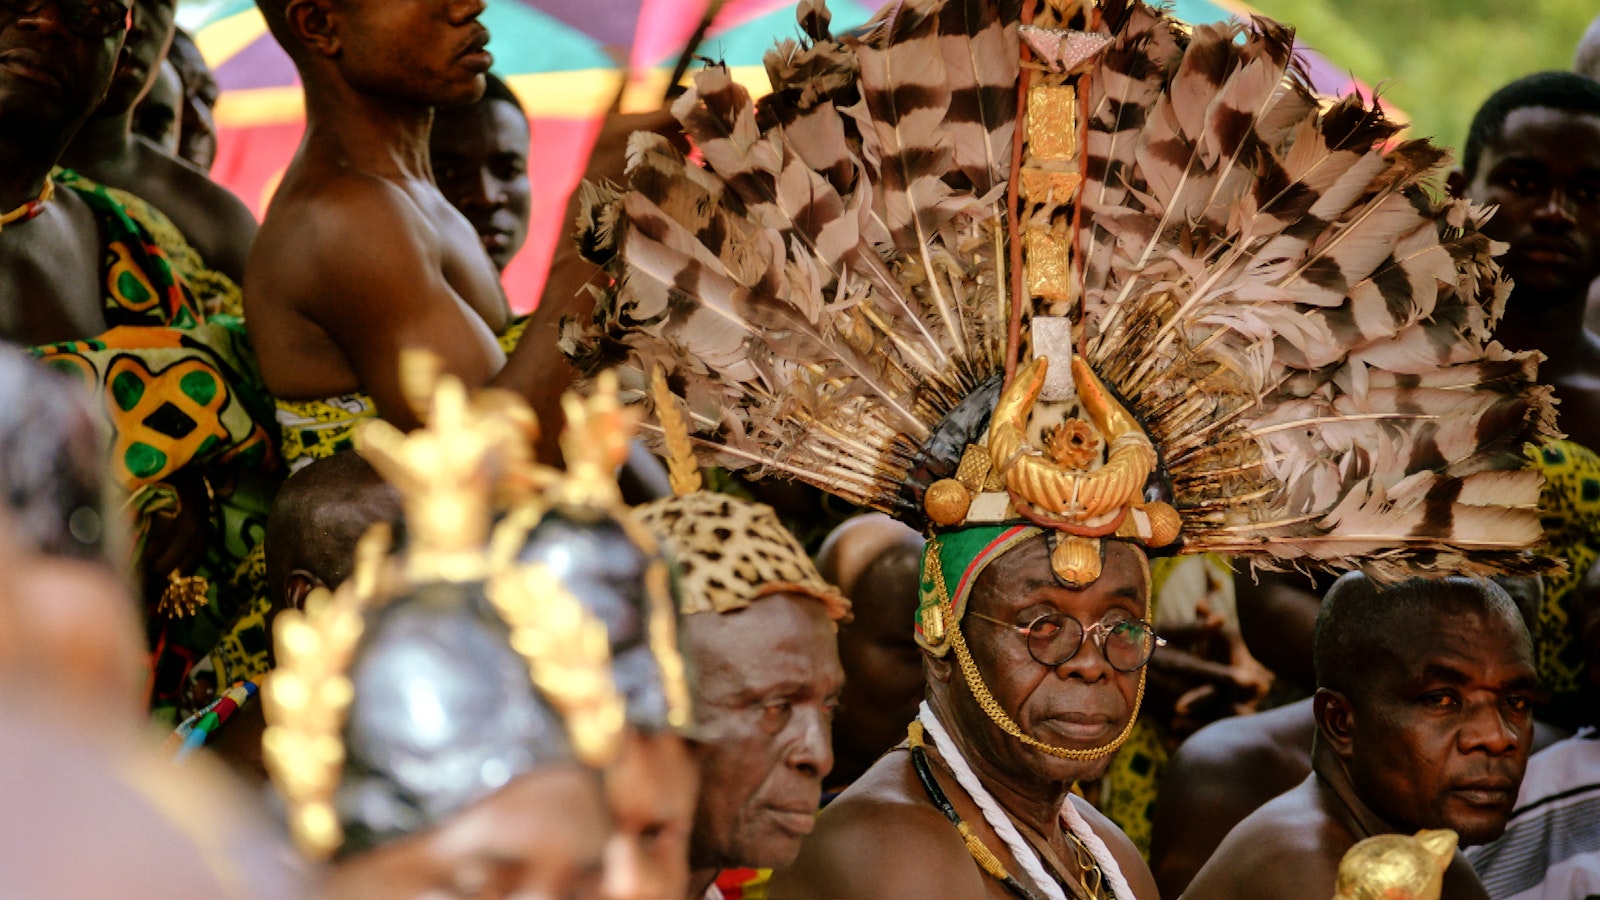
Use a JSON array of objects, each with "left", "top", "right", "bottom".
[
  {"left": 770, "top": 533, "right": 1160, "bottom": 900},
  {"left": 248, "top": 0, "right": 544, "bottom": 445},
  {"left": 1447, "top": 72, "right": 1600, "bottom": 453},
  {"left": 60, "top": 0, "right": 257, "bottom": 284},
  {"left": 1183, "top": 575, "right": 1536, "bottom": 900},
  {"left": 0, "top": 0, "right": 134, "bottom": 345}
]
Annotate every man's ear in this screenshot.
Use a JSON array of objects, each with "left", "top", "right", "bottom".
[
  {"left": 1445, "top": 168, "right": 1468, "bottom": 199},
  {"left": 283, "top": 570, "right": 324, "bottom": 614},
  {"left": 285, "top": 0, "right": 340, "bottom": 58},
  {"left": 1313, "top": 687, "right": 1356, "bottom": 760}
]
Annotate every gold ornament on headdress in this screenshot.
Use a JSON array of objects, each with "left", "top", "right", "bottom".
[
  {"left": 358, "top": 352, "right": 536, "bottom": 584},
  {"left": 1335, "top": 830, "right": 1456, "bottom": 900},
  {"left": 486, "top": 562, "right": 627, "bottom": 767}
]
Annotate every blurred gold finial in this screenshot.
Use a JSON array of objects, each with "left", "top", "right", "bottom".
[
  {"left": 358, "top": 351, "right": 537, "bottom": 583},
  {"left": 555, "top": 370, "right": 635, "bottom": 507}
]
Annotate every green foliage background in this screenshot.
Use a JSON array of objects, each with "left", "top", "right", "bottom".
[{"left": 1244, "top": 0, "right": 1597, "bottom": 160}]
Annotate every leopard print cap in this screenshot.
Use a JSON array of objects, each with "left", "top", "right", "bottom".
[{"left": 634, "top": 492, "right": 850, "bottom": 620}]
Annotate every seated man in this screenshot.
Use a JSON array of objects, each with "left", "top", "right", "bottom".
[
  {"left": 61, "top": 0, "right": 258, "bottom": 285},
  {"left": 634, "top": 455, "right": 849, "bottom": 900},
  {"left": 1183, "top": 575, "right": 1537, "bottom": 900},
  {"left": 429, "top": 72, "right": 531, "bottom": 275},
  {"left": 1448, "top": 72, "right": 1600, "bottom": 733},
  {"left": 1149, "top": 697, "right": 1316, "bottom": 897},
  {"left": 166, "top": 27, "right": 218, "bottom": 173},
  {"left": 816, "top": 513, "right": 927, "bottom": 792},
  {"left": 0, "top": 0, "right": 277, "bottom": 709},
  {"left": 132, "top": 58, "right": 181, "bottom": 156}
]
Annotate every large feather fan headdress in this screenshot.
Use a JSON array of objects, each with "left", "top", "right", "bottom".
[{"left": 563, "top": 0, "right": 1556, "bottom": 594}]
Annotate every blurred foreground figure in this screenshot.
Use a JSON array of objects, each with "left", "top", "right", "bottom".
[
  {"left": 430, "top": 72, "right": 531, "bottom": 274},
  {"left": 264, "top": 361, "right": 692, "bottom": 898},
  {"left": 1184, "top": 576, "right": 1535, "bottom": 900},
  {"left": 0, "top": 349, "right": 301, "bottom": 900},
  {"left": 634, "top": 380, "right": 848, "bottom": 900}
]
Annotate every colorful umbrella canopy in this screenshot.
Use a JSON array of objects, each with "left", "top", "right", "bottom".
[{"left": 180, "top": 0, "right": 1383, "bottom": 310}]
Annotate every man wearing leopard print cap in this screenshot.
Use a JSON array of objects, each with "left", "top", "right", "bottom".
[{"left": 634, "top": 381, "right": 850, "bottom": 900}]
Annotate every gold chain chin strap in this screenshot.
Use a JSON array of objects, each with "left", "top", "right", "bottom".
[{"left": 929, "top": 542, "right": 1146, "bottom": 762}]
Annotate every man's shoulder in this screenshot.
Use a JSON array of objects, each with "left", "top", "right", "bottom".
[
  {"left": 1181, "top": 782, "right": 1346, "bottom": 899},
  {"left": 811, "top": 772, "right": 969, "bottom": 854},
  {"left": 261, "top": 168, "right": 421, "bottom": 235},
  {"left": 1169, "top": 701, "right": 1313, "bottom": 779},
  {"left": 769, "top": 760, "right": 988, "bottom": 899}
]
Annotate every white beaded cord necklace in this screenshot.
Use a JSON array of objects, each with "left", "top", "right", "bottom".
[{"left": 918, "top": 701, "right": 1133, "bottom": 900}]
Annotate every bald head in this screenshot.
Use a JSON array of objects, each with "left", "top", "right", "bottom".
[
  {"left": 1314, "top": 574, "right": 1525, "bottom": 701},
  {"left": 264, "top": 452, "right": 401, "bottom": 623}
]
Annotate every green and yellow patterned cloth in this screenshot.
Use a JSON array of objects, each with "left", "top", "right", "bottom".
[
  {"left": 30, "top": 171, "right": 279, "bottom": 708},
  {"left": 273, "top": 317, "right": 530, "bottom": 471},
  {"left": 1527, "top": 439, "right": 1600, "bottom": 730}
]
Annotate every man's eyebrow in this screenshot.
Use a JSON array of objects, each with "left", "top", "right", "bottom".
[{"left": 1415, "top": 663, "right": 1472, "bottom": 686}]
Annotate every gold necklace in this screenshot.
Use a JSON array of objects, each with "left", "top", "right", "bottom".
[{"left": 0, "top": 179, "right": 55, "bottom": 233}]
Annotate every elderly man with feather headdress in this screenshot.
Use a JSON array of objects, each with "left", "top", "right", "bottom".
[{"left": 558, "top": 0, "right": 1559, "bottom": 895}]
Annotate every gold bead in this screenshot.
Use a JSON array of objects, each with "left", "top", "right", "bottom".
[
  {"left": 1050, "top": 535, "right": 1102, "bottom": 586},
  {"left": 1144, "top": 502, "right": 1182, "bottom": 547},
  {"left": 924, "top": 479, "right": 972, "bottom": 526}
]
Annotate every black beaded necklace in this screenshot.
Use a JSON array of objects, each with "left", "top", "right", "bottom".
[{"left": 908, "top": 720, "right": 1049, "bottom": 900}]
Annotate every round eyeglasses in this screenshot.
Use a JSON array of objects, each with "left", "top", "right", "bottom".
[
  {"left": 966, "top": 609, "right": 1166, "bottom": 672},
  {"left": 1, "top": 0, "right": 132, "bottom": 40}
]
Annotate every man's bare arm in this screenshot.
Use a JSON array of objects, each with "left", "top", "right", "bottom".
[{"left": 287, "top": 180, "right": 506, "bottom": 430}]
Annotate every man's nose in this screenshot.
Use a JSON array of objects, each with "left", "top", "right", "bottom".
[
  {"left": 1533, "top": 188, "right": 1579, "bottom": 229},
  {"left": 450, "top": 0, "right": 489, "bottom": 22},
  {"left": 458, "top": 171, "right": 504, "bottom": 210},
  {"left": 1460, "top": 704, "right": 1522, "bottom": 755},
  {"left": 786, "top": 704, "right": 834, "bottom": 780}
]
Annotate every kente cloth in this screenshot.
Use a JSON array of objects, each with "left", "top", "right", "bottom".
[
  {"left": 1527, "top": 440, "right": 1600, "bottom": 730},
  {"left": 711, "top": 868, "right": 770, "bottom": 900},
  {"left": 274, "top": 316, "right": 530, "bottom": 471},
  {"left": 54, "top": 169, "right": 246, "bottom": 320},
  {"left": 30, "top": 171, "right": 279, "bottom": 706}
]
